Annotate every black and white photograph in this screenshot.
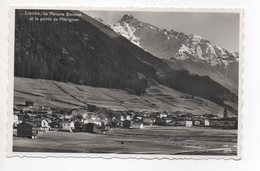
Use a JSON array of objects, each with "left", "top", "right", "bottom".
[{"left": 12, "top": 8, "right": 241, "bottom": 157}]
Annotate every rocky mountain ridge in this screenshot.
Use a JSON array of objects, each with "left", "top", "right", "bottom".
[{"left": 109, "top": 14, "right": 239, "bottom": 92}]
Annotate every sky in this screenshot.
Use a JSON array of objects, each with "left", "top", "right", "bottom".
[{"left": 83, "top": 11, "right": 240, "bottom": 52}]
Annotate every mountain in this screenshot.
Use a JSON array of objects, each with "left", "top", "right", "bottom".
[
  {"left": 15, "top": 10, "right": 158, "bottom": 95},
  {"left": 14, "top": 10, "right": 238, "bottom": 114},
  {"left": 110, "top": 14, "right": 239, "bottom": 65},
  {"left": 110, "top": 14, "right": 239, "bottom": 94}
]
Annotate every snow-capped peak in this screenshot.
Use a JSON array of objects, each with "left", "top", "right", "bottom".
[
  {"left": 108, "top": 14, "right": 238, "bottom": 67},
  {"left": 119, "top": 14, "right": 135, "bottom": 22},
  {"left": 189, "top": 34, "right": 202, "bottom": 42},
  {"left": 110, "top": 22, "right": 141, "bottom": 47}
]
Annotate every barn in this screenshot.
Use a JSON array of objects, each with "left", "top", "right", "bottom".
[
  {"left": 74, "top": 121, "right": 83, "bottom": 132},
  {"left": 17, "top": 122, "right": 37, "bottom": 138},
  {"left": 82, "top": 123, "right": 99, "bottom": 133}
]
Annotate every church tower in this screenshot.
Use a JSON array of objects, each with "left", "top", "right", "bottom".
[{"left": 223, "top": 108, "right": 228, "bottom": 118}]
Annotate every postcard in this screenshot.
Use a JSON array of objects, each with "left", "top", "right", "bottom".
[{"left": 8, "top": 7, "right": 243, "bottom": 159}]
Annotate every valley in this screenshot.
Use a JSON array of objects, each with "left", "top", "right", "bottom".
[{"left": 13, "top": 9, "right": 240, "bottom": 156}]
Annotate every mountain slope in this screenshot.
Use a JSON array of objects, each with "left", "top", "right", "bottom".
[
  {"left": 110, "top": 14, "right": 239, "bottom": 93},
  {"left": 15, "top": 10, "right": 238, "bottom": 113},
  {"left": 15, "top": 77, "right": 235, "bottom": 117},
  {"left": 15, "top": 10, "right": 158, "bottom": 95}
]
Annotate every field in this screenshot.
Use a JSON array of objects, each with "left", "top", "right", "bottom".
[
  {"left": 14, "top": 77, "right": 236, "bottom": 117},
  {"left": 13, "top": 126, "right": 237, "bottom": 155}
]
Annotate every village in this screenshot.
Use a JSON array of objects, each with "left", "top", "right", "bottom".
[{"left": 13, "top": 100, "right": 238, "bottom": 139}]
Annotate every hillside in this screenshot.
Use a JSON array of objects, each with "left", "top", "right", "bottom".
[
  {"left": 14, "top": 10, "right": 238, "bottom": 113},
  {"left": 14, "top": 77, "right": 235, "bottom": 117},
  {"left": 15, "top": 10, "right": 158, "bottom": 95}
]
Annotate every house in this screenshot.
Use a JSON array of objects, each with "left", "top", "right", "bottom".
[
  {"left": 82, "top": 123, "right": 100, "bottom": 133},
  {"left": 17, "top": 122, "right": 37, "bottom": 138},
  {"left": 219, "top": 118, "right": 238, "bottom": 129},
  {"left": 25, "top": 101, "right": 34, "bottom": 107},
  {"left": 176, "top": 120, "right": 186, "bottom": 126},
  {"left": 185, "top": 120, "right": 193, "bottom": 127},
  {"left": 193, "top": 120, "right": 202, "bottom": 126},
  {"left": 13, "top": 114, "right": 19, "bottom": 128},
  {"left": 218, "top": 108, "right": 237, "bottom": 128},
  {"left": 155, "top": 117, "right": 175, "bottom": 126},
  {"left": 125, "top": 115, "right": 131, "bottom": 121},
  {"left": 133, "top": 115, "right": 143, "bottom": 123},
  {"left": 209, "top": 117, "right": 237, "bottom": 129},
  {"left": 143, "top": 118, "right": 154, "bottom": 125},
  {"left": 112, "top": 121, "right": 121, "bottom": 128},
  {"left": 74, "top": 121, "right": 83, "bottom": 132},
  {"left": 209, "top": 119, "right": 221, "bottom": 127},
  {"left": 50, "top": 118, "right": 62, "bottom": 128},
  {"left": 28, "top": 119, "right": 50, "bottom": 131},
  {"left": 61, "top": 121, "right": 74, "bottom": 132},
  {"left": 209, "top": 118, "right": 238, "bottom": 129},
  {"left": 204, "top": 119, "right": 210, "bottom": 126},
  {"left": 165, "top": 117, "right": 175, "bottom": 126},
  {"left": 40, "top": 119, "right": 50, "bottom": 131},
  {"left": 159, "top": 111, "right": 168, "bottom": 119},
  {"left": 176, "top": 116, "right": 193, "bottom": 127},
  {"left": 120, "top": 115, "right": 125, "bottom": 121},
  {"left": 193, "top": 118, "right": 210, "bottom": 127}
]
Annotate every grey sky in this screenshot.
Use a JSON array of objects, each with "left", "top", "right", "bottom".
[{"left": 83, "top": 11, "right": 240, "bottom": 52}]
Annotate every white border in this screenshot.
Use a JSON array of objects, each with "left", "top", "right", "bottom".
[{"left": 7, "top": 6, "right": 243, "bottom": 160}]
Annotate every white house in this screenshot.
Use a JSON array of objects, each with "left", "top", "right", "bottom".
[
  {"left": 159, "top": 113, "right": 168, "bottom": 119},
  {"left": 28, "top": 119, "right": 50, "bottom": 131},
  {"left": 126, "top": 115, "right": 131, "bottom": 120},
  {"left": 120, "top": 115, "right": 125, "bottom": 121},
  {"left": 40, "top": 119, "right": 50, "bottom": 131},
  {"left": 204, "top": 119, "right": 210, "bottom": 126},
  {"left": 185, "top": 120, "right": 193, "bottom": 127},
  {"left": 13, "top": 114, "right": 19, "bottom": 127},
  {"left": 61, "top": 121, "right": 74, "bottom": 132}
]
